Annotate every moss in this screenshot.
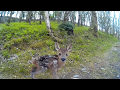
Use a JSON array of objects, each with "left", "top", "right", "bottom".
[
  {"left": 0, "top": 21, "right": 119, "bottom": 79},
  {"left": 1, "top": 49, "right": 10, "bottom": 58},
  {"left": 30, "top": 41, "right": 46, "bottom": 50}
]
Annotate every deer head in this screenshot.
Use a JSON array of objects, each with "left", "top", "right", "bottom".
[{"left": 55, "top": 42, "right": 72, "bottom": 62}]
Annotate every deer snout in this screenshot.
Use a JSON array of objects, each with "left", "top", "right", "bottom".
[{"left": 61, "top": 58, "right": 66, "bottom": 61}]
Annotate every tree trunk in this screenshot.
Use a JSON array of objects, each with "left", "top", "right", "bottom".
[
  {"left": 33, "top": 11, "right": 36, "bottom": 22},
  {"left": 90, "top": 11, "right": 98, "bottom": 37},
  {"left": 39, "top": 11, "right": 42, "bottom": 24},
  {"left": 78, "top": 11, "right": 81, "bottom": 26},
  {"left": 2, "top": 11, "right": 6, "bottom": 23},
  {"left": 80, "top": 15, "right": 83, "bottom": 26},
  {"left": 63, "top": 11, "right": 71, "bottom": 22},
  {"left": 44, "top": 11, "right": 63, "bottom": 43},
  {"left": 8, "top": 11, "right": 13, "bottom": 24},
  {"left": 0, "top": 11, "right": 4, "bottom": 23},
  {"left": 44, "top": 11, "right": 52, "bottom": 33},
  {"left": 19, "top": 11, "right": 24, "bottom": 22},
  {"left": 26, "top": 11, "right": 33, "bottom": 25},
  {"left": 39, "top": 15, "right": 42, "bottom": 24},
  {"left": 70, "top": 11, "right": 76, "bottom": 25}
]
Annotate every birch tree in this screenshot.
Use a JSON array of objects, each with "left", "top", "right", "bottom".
[
  {"left": 44, "top": 11, "right": 62, "bottom": 43},
  {"left": 44, "top": 11, "right": 52, "bottom": 33}
]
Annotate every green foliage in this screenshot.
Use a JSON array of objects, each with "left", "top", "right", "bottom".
[
  {"left": 1, "top": 49, "right": 10, "bottom": 58},
  {"left": 0, "top": 21, "right": 119, "bottom": 79},
  {"left": 0, "top": 21, "right": 48, "bottom": 42},
  {"left": 3, "top": 37, "right": 28, "bottom": 49},
  {"left": 30, "top": 41, "right": 46, "bottom": 50},
  {"left": 58, "top": 22, "right": 74, "bottom": 31},
  {"left": 50, "top": 21, "right": 59, "bottom": 30}
]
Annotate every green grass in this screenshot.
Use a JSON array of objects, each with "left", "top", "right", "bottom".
[{"left": 0, "top": 21, "right": 118, "bottom": 79}]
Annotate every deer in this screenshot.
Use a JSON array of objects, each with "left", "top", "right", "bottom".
[{"left": 29, "top": 42, "right": 72, "bottom": 79}]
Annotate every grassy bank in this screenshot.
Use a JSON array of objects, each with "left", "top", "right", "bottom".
[{"left": 0, "top": 21, "right": 118, "bottom": 79}]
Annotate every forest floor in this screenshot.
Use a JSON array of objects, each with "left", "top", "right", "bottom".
[
  {"left": 59, "top": 41, "right": 120, "bottom": 79},
  {"left": 0, "top": 22, "right": 119, "bottom": 79},
  {"left": 0, "top": 43, "right": 120, "bottom": 79},
  {"left": 0, "top": 37, "right": 120, "bottom": 79}
]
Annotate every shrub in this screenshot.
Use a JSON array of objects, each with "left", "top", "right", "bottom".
[
  {"left": 58, "top": 22, "right": 74, "bottom": 31},
  {"left": 58, "top": 22, "right": 74, "bottom": 35}
]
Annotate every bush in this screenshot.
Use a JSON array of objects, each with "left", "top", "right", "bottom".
[{"left": 58, "top": 22, "right": 74, "bottom": 35}]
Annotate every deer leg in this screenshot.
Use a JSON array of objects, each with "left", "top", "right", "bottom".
[
  {"left": 51, "top": 68, "right": 59, "bottom": 79},
  {"left": 31, "top": 66, "right": 47, "bottom": 79},
  {"left": 31, "top": 66, "right": 38, "bottom": 79},
  {"left": 31, "top": 66, "right": 42, "bottom": 79}
]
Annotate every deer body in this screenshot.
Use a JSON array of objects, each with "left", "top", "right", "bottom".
[{"left": 30, "top": 42, "right": 72, "bottom": 79}]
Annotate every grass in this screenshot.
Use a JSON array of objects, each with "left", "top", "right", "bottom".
[{"left": 0, "top": 21, "right": 118, "bottom": 79}]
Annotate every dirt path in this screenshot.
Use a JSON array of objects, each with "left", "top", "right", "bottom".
[{"left": 61, "top": 42, "right": 120, "bottom": 79}]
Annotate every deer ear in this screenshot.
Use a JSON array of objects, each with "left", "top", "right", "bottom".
[
  {"left": 67, "top": 44, "right": 72, "bottom": 52},
  {"left": 55, "top": 42, "right": 60, "bottom": 51}
]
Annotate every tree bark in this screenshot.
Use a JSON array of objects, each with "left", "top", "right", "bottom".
[
  {"left": 44, "top": 11, "right": 63, "bottom": 43},
  {"left": 39, "top": 11, "right": 43, "bottom": 24},
  {"left": 90, "top": 11, "right": 98, "bottom": 37},
  {"left": 26, "top": 11, "right": 33, "bottom": 25},
  {"left": 8, "top": 11, "right": 13, "bottom": 24},
  {"left": 63, "top": 11, "right": 71, "bottom": 22},
  {"left": 19, "top": 11, "right": 24, "bottom": 22},
  {"left": 33, "top": 11, "right": 36, "bottom": 22},
  {"left": 78, "top": 11, "right": 81, "bottom": 26}
]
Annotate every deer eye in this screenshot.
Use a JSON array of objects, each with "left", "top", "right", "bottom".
[{"left": 59, "top": 53, "right": 61, "bottom": 56}]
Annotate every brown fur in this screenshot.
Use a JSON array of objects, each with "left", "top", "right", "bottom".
[{"left": 30, "top": 42, "right": 72, "bottom": 79}]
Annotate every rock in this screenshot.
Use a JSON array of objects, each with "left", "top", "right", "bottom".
[
  {"left": 81, "top": 67, "right": 87, "bottom": 72},
  {"left": 8, "top": 54, "right": 18, "bottom": 61},
  {"left": 100, "top": 67, "right": 105, "bottom": 70},
  {"left": 116, "top": 74, "right": 120, "bottom": 78},
  {"left": 71, "top": 74, "right": 80, "bottom": 79},
  {"left": 0, "top": 54, "right": 6, "bottom": 61},
  {"left": 0, "top": 44, "right": 3, "bottom": 50}
]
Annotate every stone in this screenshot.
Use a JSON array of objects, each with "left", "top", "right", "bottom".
[
  {"left": 100, "top": 67, "right": 105, "bottom": 70},
  {"left": 8, "top": 54, "right": 18, "bottom": 60},
  {"left": 81, "top": 67, "right": 87, "bottom": 72},
  {"left": 116, "top": 74, "right": 120, "bottom": 78},
  {"left": 72, "top": 74, "right": 80, "bottom": 79}
]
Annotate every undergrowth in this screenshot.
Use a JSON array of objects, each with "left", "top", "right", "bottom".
[{"left": 0, "top": 21, "right": 118, "bottom": 79}]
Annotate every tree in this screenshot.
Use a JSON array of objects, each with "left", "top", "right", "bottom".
[
  {"left": 90, "top": 11, "right": 98, "bottom": 37},
  {"left": 26, "top": 11, "right": 33, "bottom": 25},
  {"left": 78, "top": 11, "right": 87, "bottom": 26},
  {"left": 80, "top": 11, "right": 84, "bottom": 26},
  {"left": 38, "top": 11, "right": 44, "bottom": 24},
  {"left": 112, "top": 11, "right": 116, "bottom": 35},
  {"left": 70, "top": 11, "right": 76, "bottom": 25},
  {"left": 78, "top": 11, "right": 81, "bottom": 26},
  {"left": 51, "top": 11, "right": 62, "bottom": 22},
  {"left": 19, "top": 11, "right": 24, "bottom": 22},
  {"left": 63, "top": 11, "right": 71, "bottom": 22},
  {"left": 33, "top": 11, "right": 37, "bottom": 22},
  {"left": 44, "top": 11, "right": 52, "bottom": 33},
  {"left": 8, "top": 11, "right": 14, "bottom": 24},
  {"left": 0, "top": 11, "right": 6, "bottom": 23},
  {"left": 44, "top": 11, "right": 63, "bottom": 43}
]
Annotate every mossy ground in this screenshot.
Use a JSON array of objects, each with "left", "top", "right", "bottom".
[{"left": 0, "top": 21, "right": 118, "bottom": 79}]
